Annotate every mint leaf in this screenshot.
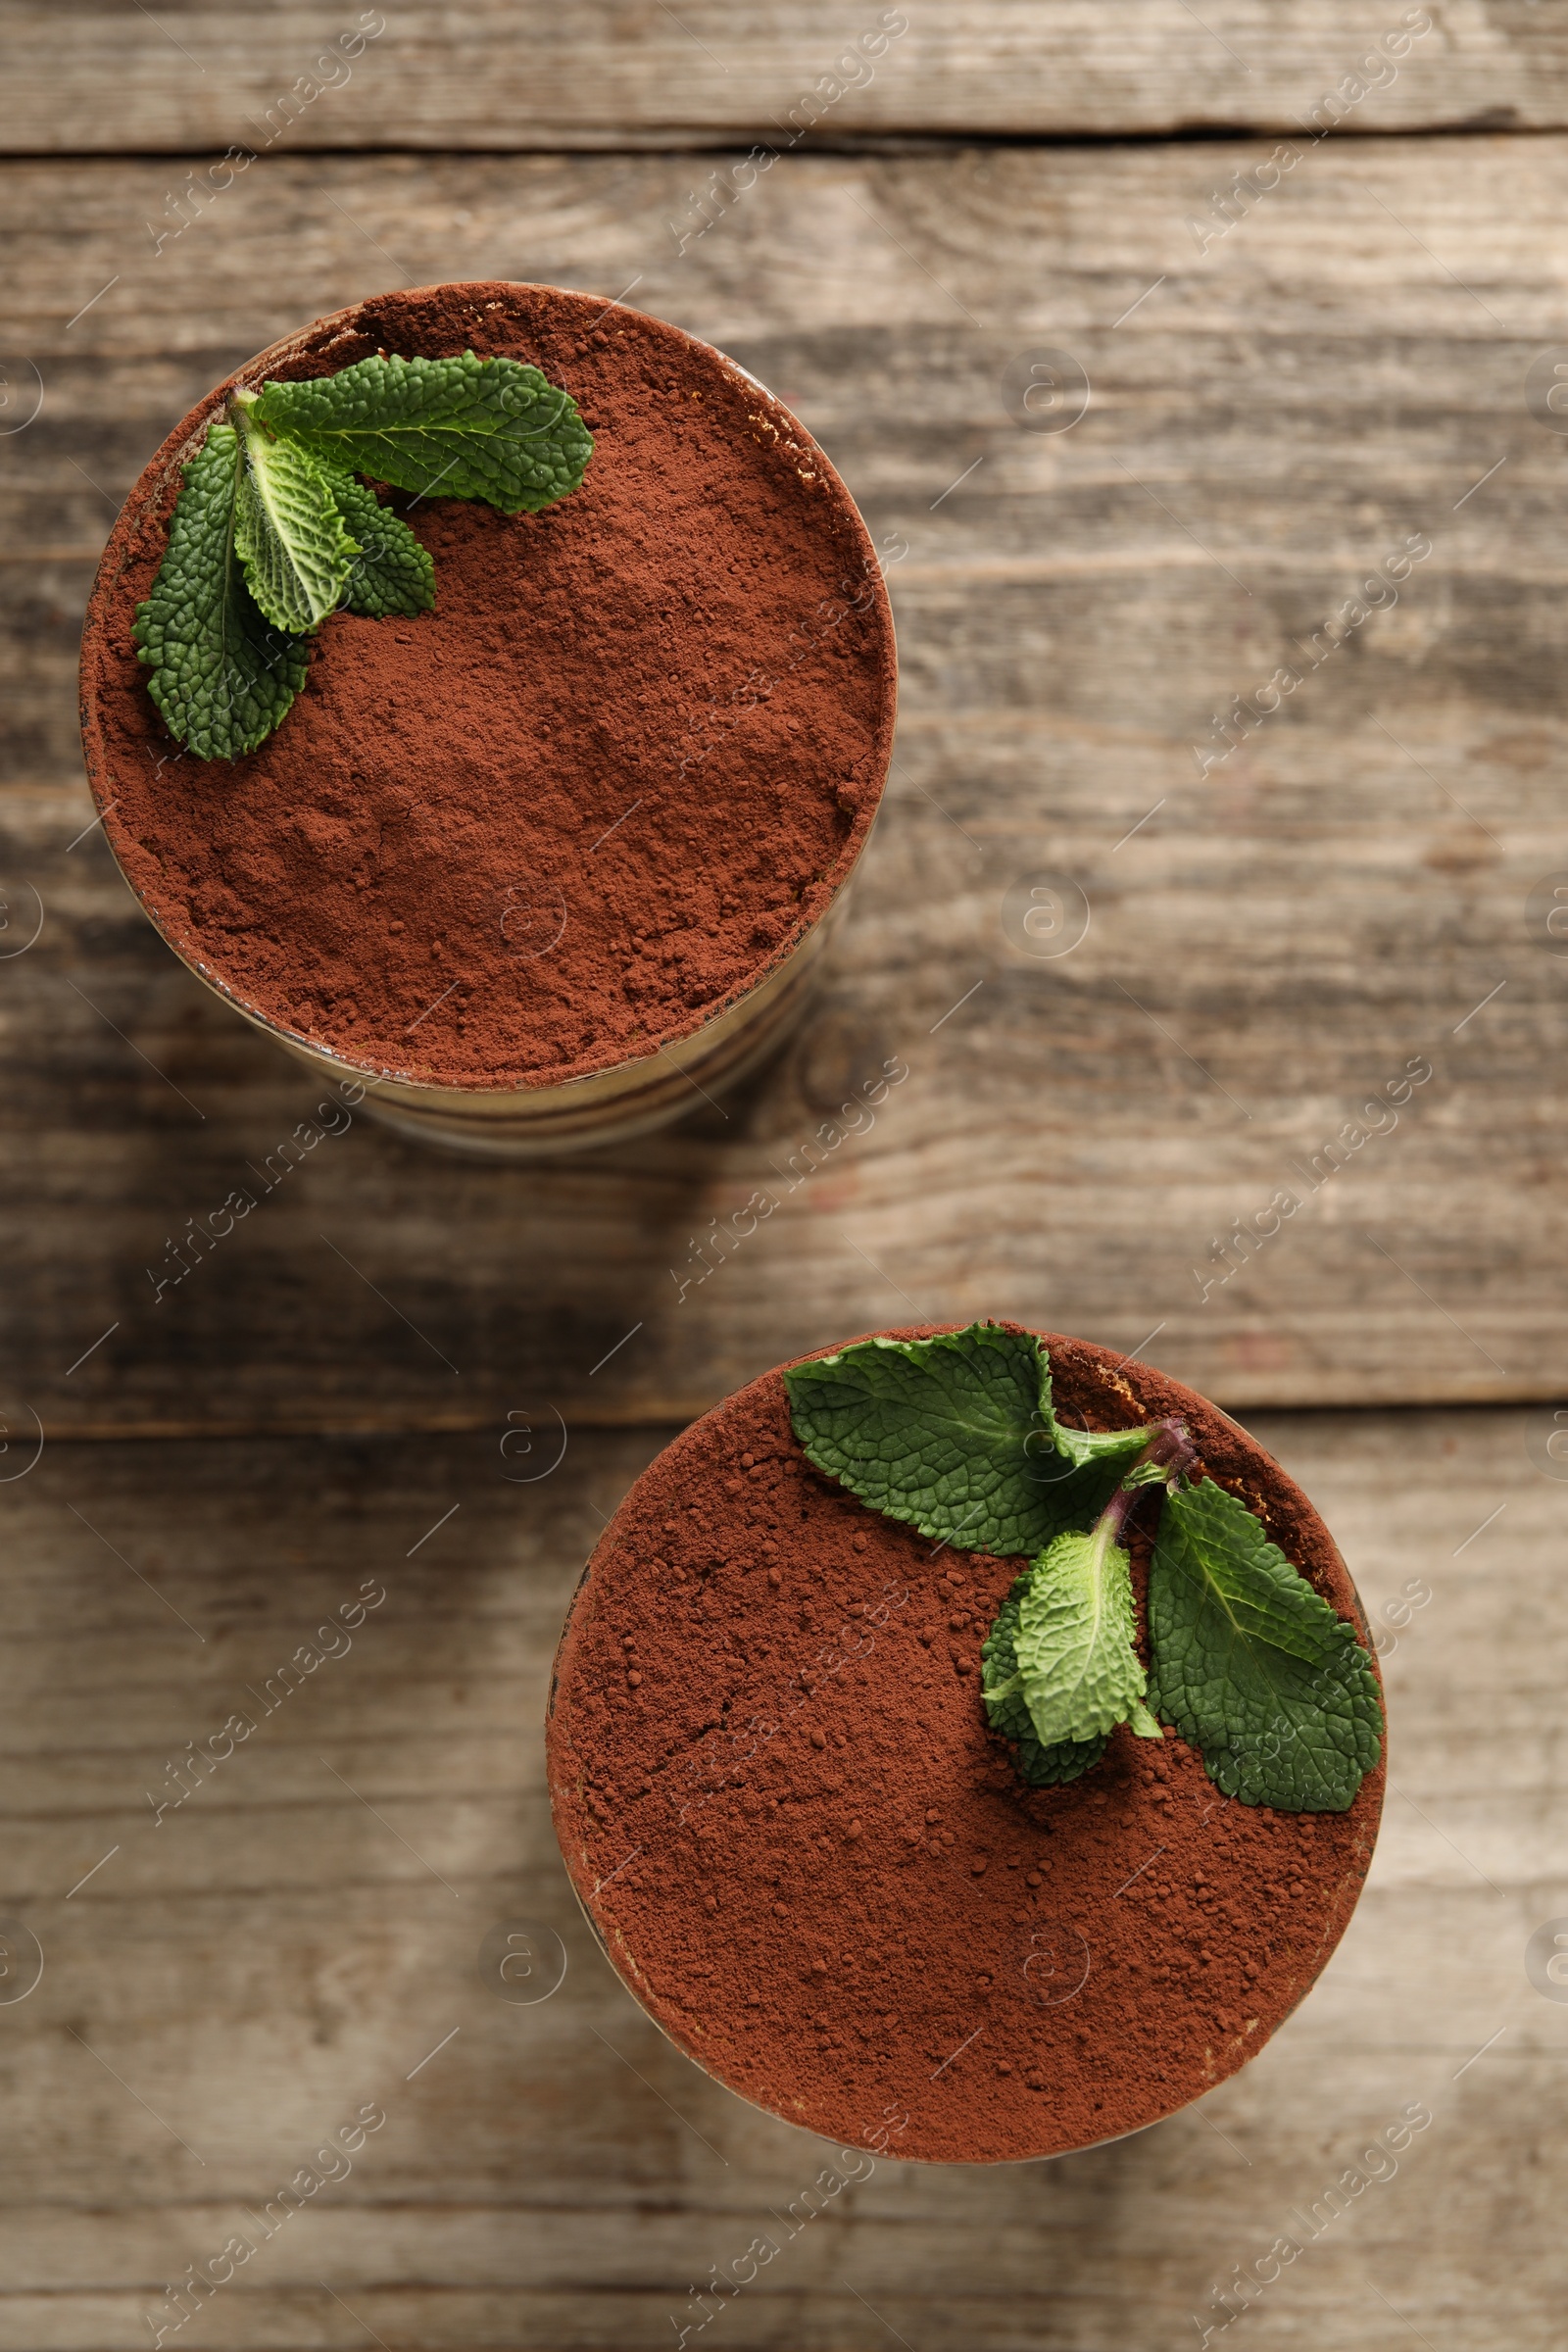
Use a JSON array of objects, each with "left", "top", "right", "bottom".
[
  {"left": 137, "top": 350, "right": 590, "bottom": 760},
  {"left": 1010, "top": 1517, "right": 1159, "bottom": 1746},
  {"left": 981, "top": 1579, "right": 1108, "bottom": 1786},
  {"left": 132, "top": 421, "right": 310, "bottom": 760},
  {"left": 788, "top": 1322, "right": 1377, "bottom": 1815},
  {"left": 318, "top": 465, "right": 435, "bottom": 618},
  {"left": 231, "top": 400, "right": 359, "bottom": 631},
  {"left": 784, "top": 1325, "right": 1128, "bottom": 1557},
  {"left": 250, "top": 352, "right": 594, "bottom": 514},
  {"left": 1147, "top": 1477, "right": 1384, "bottom": 1811}
]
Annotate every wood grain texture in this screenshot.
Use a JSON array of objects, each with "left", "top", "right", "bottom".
[
  {"left": 0, "top": 1409, "right": 1556, "bottom": 2347},
  {"left": 1, "top": 140, "right": 1565, "bottom": 1425},
  {"left": 6, "top": 0, "right": 1568, "bottom": 151}
]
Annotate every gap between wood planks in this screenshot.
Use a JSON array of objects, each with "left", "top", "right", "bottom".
[
  {"left": 22, "top": 1400, "right": 1548, "bottom": 1446},
  {"left": 5, "top": 119, "right": 1562, "bottom": 166}
]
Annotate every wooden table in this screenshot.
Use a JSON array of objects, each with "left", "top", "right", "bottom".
[{"left": 1, "top": 7, "right": 1563, "bottom": 2344}]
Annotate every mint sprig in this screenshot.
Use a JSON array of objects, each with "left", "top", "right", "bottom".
[
  {"left": 133, "top": 350, "right": 592, "bottom": 761},
  {"left": 785, "top": 1323, "right": 1383, "bottom": 1813}
]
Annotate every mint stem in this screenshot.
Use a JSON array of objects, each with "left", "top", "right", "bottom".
[
  {"left": 1144, "top": 1416, "right": 1198, "bottom": 1485},
  {"left": 1099, "top": 1417, "right": 1196, "bottom": 1546}
]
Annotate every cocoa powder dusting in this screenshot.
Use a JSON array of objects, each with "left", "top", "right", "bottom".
[
  {"left": 548, "top": 1327, "right": 1384, "bottom": 2165},
  {"left": 80, "top": 283, "right": 896, "bottom": 1089}
]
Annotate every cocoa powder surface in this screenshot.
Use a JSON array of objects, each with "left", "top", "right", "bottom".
[
  {"left": 80, "top": 283, "right": 895, "bottom": 1089},
  {"left": 548, "top": 1327, "right": 1385, "bottom": 2166}
]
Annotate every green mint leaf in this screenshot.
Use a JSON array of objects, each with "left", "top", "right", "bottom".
[
  {"left": 1147, "top": 1477, "right": 1384, "bottom": 1812},
  {"left": 981, "top": 1579, "right": 1108, "bottom": 1786},
  {"left": 317, "top": 464, "right": 435, "bottom": 618},
  {"left": 783, "top": 1324, "right": 1126, "bottom": 1557},
  {"left": 131, "top": 421, "right": 310, "bottom": 760},
  {"left": 250, "top": 351, "right": 594, "bottom": 514},
  {"left": 1011, "top": 1518, "right": 1159, "bottom": 1747},
  {"left": 230, "top": 401, "right": 359, "bottom": 632},
  {"left": 1119, "top": 1455, "right": 1178, "bottom": 1491}
]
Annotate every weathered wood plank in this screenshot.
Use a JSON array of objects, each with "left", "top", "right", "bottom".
[
  {"left": 0, "top": 1412, "right": 1556, "bottom": 2347},
  {"left": 4, "top": 1, "right": 1566, "bottom": 151},
  {"left": 3, "top": 138, "right": 1567, "bottom": 1425}
]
